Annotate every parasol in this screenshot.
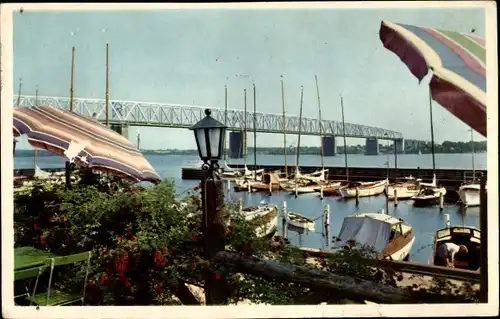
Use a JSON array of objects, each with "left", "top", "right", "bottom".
[
  {"left": 379, "top": 20, "right": 487, "bottom": 137},
  {"left": 13, "top": 106, "right": 161, "bottom": 184}
]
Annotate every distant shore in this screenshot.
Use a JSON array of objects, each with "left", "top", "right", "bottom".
[{"left": 14, "top": 140, "right": 487, "bottom": 158}]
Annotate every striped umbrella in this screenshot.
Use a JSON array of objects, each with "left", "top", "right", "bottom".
[
  {"left": 379, "top": 20, "right": 486, "bottom": 137},
  {"left": 13, "top": 106, "right": 161, "bottom": 184}
]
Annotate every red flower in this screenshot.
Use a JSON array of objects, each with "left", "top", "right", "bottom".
[
  {"left": 39, "top": 236, "right": 46, "bottom": 244},
  {"left": 215, "top": 273, "right": 222, "bottom": 280},
  {"left": 130, "top": 236, "right": 137, "bottom": 241},
  {"left": 120, "top": 236, "right": 124, "bottom": 241},
  {"left": 161, "top": 248, "right": 168, "bottom": 256},
  {"left": 192, "top": 235, "right": 201, "bottom": 242},
  {"left": 159, "top": 258, "right": 168, "bottom": 267},
  {"left": 203, "top": 260, "right": 209, "bottom": 266},
  {"left": 154, "top": 286, "right": 164, "bottom": 294},
  {"left": 33, "top": 224, "right": 40, "bottom": 231},
  {"left": 99, "top": 273, "right": 109, "bottom": 285}
]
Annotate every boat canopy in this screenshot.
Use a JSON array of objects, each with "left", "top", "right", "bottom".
[{"left": 333, "top": 216, "right": 392, "bottom": 253}]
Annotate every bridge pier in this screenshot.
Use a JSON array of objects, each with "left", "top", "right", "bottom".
[
  {"left": 229, "top": 131, "right": 244, "bottom": 159},
  {"left": 365, "top": 137, "right": 379, "bottom": 156},
  {"left": 322, "top": 136, "right": 336, "bottom": 156},
  {"left": 394, "top": 138, "right": 404, "bottom": 153},
  {"left": 110, "top": 124, "right": 129, "bottom": 139}
]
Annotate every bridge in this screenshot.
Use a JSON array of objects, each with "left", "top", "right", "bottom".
[{"left": 14, "top": 95, "right": 405, "bottom": 157}]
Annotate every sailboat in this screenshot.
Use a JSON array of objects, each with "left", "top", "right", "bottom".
[
  {"left": 457, "top": 129, "right": 485, "bottom": 207},
  {"left": 281, "top": 86, "right": 320, "bottom": 195},
  {"left": 411, "top": 90, "right": 447, "bottom": 207}
]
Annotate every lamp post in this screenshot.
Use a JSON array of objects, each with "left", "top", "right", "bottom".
[{"left": 190, "top": 109, "right": 228, "bottom": 305}]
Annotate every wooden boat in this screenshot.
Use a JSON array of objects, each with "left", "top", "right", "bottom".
[
  {"left": 331, "top": 212, "right": 415, "bottom": 261},
  {"left": 338, "top": 179, "right": 388, "bottom": 198},
  {"left": 241, "top": 204, "right": 278, "bottom": 238},
  {"left": 432, "top": 225, "right": 481, "bottom": 271},
  {"left": 285, "top": 211, "right": 315, "bottom": 232},
  {"left": 281, "top": 180, "right": 319, "bottom": 194},
  {"left": 458, "top": 183, "right": 485, "bottom": 207},
  {"left": 218, "top": 162, "right": 244, "bottom": 179},
  {"left": 233, "top": 178, "right": 258, "bottom": 192},
  {"left": 412, "top": 186, "right": 447, "bottom": 207},
  {"left": 387, "top": 178, "right": 421, "bottom": 200},
  {"left": 250, "top": 172, "right": 281, "bottom": 192}
]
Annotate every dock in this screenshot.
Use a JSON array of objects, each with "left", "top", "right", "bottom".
[{"left": 181, "top": 165, "right": 486, "bottom": 187}]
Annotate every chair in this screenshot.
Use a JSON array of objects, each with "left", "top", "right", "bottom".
[
  {"left": 14, "top": 264, "right": 49, "bottom": 305},
  {"left": 31, "top": 251, "right": 92, "bottom": 306}
]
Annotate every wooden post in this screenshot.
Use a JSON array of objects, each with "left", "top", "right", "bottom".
[
  {"left": 355, "top": 187, "right": 360, "bottom": 206},
  {"left": 294, "top": 182, "right": 298, "bottom": 198},
  {"left": 479, "top": 176, "right": 487, "bottom": 303},
  {"left": 439, "top": 192, "right": 444, "bottom": 211},
  {"left": 385, "top": 190, "right": 389, "bottom": 214},
  {"left": 320, "top": 184, "right": 324, "bottom": 200},
  {"left": 201, "top": 176, "right": 228, "bottom": 305},
  {"left": 268, "top": 179, "right": 272, "bottom": 196},
  {"left": 227, "top": 179, "right": 231, "bottom": 191},
  {"left": 323, "top": 204, "right": 330, "bottom": 247},
  {"left": 247, "top": 180, "right": 251, "bottom": 193},
  {"left": 444, "top": 213, "right": 450, "bottom": 228},
  {"left": 394, "top": 189, "right": 398, "bottom": 207},
  {"left": 238, "top": 199, "right": 243, "bottom": 213},
  {"left": 282, "top": 201, "right": 288, "bottom": 238}
]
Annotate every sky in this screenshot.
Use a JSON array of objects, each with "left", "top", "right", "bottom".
[{"left": 13, "top": 6, "right": 486, "bottom": 150}]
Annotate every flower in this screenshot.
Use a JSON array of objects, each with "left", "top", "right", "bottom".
[
  {"left": 99, "top": 273, "right": 109, "bottom": 285},
  {"left": 215, "top": 273, "right": 222, "bottom": 280},
  {"left": 191, "top": 235, "right": 201, "bottom": 242},
  {"left": 33, "top": 224, "right": 40, "bottom": 231},
  {"left": 154, "top": 286, "right": 163, "bottom": 294},
  {"left": 130, "top": 236, "right": 137, "bottom": 241},
  {"left": 161, "top": 247, "right": 168, "bottom": 256},
  {"left": 39, "top": 235, "right": 46, "bottom": 244}
]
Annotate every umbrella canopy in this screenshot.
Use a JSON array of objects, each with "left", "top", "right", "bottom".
[
  {"left": 13, "top": 106, "right": 162, "bottom": 184},
  {"left": 379, "top": 20, "right": 486, "bottom": 137}
]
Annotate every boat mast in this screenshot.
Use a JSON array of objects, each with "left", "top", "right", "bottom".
[
  {"left": 296, "top": 86, "right": 304, "bottom": 178},
  {"left": 340, "top": 95, "right": 349, "bottom": 182},
  {"left": 224, "top": 85, "right": 228, "bottom": 161},
  {"left": 428, "top": 88, "right": 436, "bottom": 175},
  {"left": 243, "top": 89, "right": 248, "bottom": 167},
  {"left": 470, "top": 129, "right": 475, "bottom": 182},
  {"left": 253, "top": 83, "right": 257, "bottom": 181},
  {"left": 315, "top": 75, "right": 324, "bottom": 171},
  {"left": 70, "top": 46, "right": 75, "bottom": 112},
  {"left": 34, "top": 86, "right": 39, "bottom": 168},
  {"left": 16, "top": 78, "right": 22, "bottom": 106},
  {"left": 105, "top": 43, "right": 110, "bottom": 127},
  {"left": 35, "top": 86, "right": 39, "bottom": 106},
  {"left": 281, "top": 75, "right": 288, "bottom": 178},
  {"left": 137, "top": 128, "right": 141, "bottom": 150}
]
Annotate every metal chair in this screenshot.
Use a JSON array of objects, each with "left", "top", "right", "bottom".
[
  {"left": 14, "top": 264, "right": 49, "bottom": 305},
  {"left": 30, "top": 251, "right": 92, "bottom": 306}
]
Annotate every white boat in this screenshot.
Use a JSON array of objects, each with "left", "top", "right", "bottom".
[
  {"left": 338, "top": 179, "right": 388, "bottom": 198},
  {"left": 331, "top": 212, "right": 415, "bottom": 261},
  {"left": 285, "top": 212, "right": 315, "bottom": 232},
  {"left": 458, "top": 183, "right": 486, "bottom": 207},
  {"left": 242, "top": 204, "right": 278, "bottom": 238},
  {"left": 412, "top": 186, "right": 447, "bottom": 207},
  {"left": 387, "top": 176, "right": 422, "bottom": 200}
]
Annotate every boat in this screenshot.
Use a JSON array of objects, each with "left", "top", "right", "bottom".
[
  {"left": 338, "top": 179, "right": 388, "bottom": 198},
  {"left": 241, "top": 203, "right": 279, "bottom": 238},
  {"left": 280, "top": 179, "right": 319, "bottom": 194},
  {"left": 432, "top": 224, "right": 481, "bottom": 271},
  {"left": 320, "top": 182, "right": 344, "bottom": 196},
  {"left": 218, "top": 161, "right": 244, "bottom": 179},
  {"left": 233, "top": 178, "right": 258, "bottom": 192},
  {"left": 285, "top": 211, "right": 315, "bottom": 233},
  {"left": 457, "top": 183, "right": 486, "bottom": 207},
  {"left": 250, "top": 172, "right": 281, "bottom": 192},
  {"left": 412, "top": 186, "right": 447, "bottom": 207},
  {"left": 331, "top": 212, "right": 415, "bottom": 261},
  {"left": 314, "top": 181, "right": 342, "bottom": 192},
  {"left": 387, "top": 176, "right": 422, "bottom": 200}
]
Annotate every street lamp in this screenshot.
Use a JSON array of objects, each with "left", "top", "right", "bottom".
[
  {"left": 189, "top": 108, "right": 228, "bottom": 305},
  {"left": 190, "top": 109, "right": 227, "bottom": 176}
]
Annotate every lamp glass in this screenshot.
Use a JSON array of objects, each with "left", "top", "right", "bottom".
[
  {"left": 195, "top": 128, "right": 208, "bottom": 160},
  {"left": 208, "top": 127, "right": 222, "bottom": 159}
]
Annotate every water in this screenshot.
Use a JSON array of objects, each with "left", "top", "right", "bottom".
[{"left": 14, "top": 153, "right": 482, "bottom": 263}]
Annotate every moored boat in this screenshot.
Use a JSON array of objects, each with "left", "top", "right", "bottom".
[
  {"left": 250, "top": 172, "right": 281, "bottom": 192},
  {"left": 387, "top": 180, "right": 420, "bottom": 200},
  {"left": 457, "top": 183, "right": 485, "bottom": 207},
  {"left": 412, "top": 186, "right": 447, "bottom": 207},
  {"left": 285, "top": 211, "right": 315, "bottom": 232},
  {"left": 331, "top": 212, "right": 415, "bottom": 261},
  {"left": 338, "top": 179, "right": 388, "bottom": 198},
  {"left": 242, "top": 204, "right": 279, "bottom": 238},
  {"left": 432, "top": 224, "right": 481, "bottom": 271}
]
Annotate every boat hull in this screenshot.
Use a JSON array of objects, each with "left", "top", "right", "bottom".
[
  {"left": 388, "top": 236, "right": 415, "bottom": 261},
  {"left": 338, "top": 180, "right": 387, "bottom": 198},
  {"left": 387, "top": 184, "right": 419, "bottom": 200},
  {"left": 458, "top": 188, "right": 481, "bottom": 207}
]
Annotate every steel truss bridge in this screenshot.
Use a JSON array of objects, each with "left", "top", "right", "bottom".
[{"left": 14, "top": 95, "right": 404, "bottom": 140}]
